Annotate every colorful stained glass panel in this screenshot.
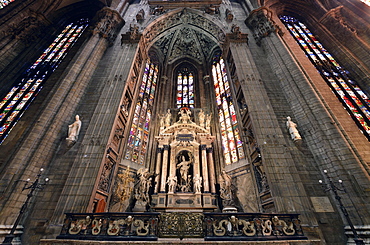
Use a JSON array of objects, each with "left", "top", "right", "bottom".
[
  {"left": 281, "top": 15, "right": 370, "bottom": 139},
  {"left": 212, "top": 56, "right": 245, "bottom": 164}
]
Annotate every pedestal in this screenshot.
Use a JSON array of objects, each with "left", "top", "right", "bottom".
[{"left": 132, "top": 201, "right": 147, "bottom": 212}]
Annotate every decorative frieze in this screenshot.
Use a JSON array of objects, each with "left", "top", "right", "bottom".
[
  {"left": 97, "top": 158, "right": 115, "bottom": 193},
  {"left": 57, "top": 213, "right": 159, "bottom": 241},
  {"left": 204, "top": 213, "right": 306, "bottom": 240},
  {"left": 56, "top": 212, "right": 307, "bottom": 241}
]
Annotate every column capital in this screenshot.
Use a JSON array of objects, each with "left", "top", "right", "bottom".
[
  {"left": 93, "top": 7, "right": 125, "bottom": 46},
  {"left": 245, "top": 7, "right": 283, "bottom": 46}
]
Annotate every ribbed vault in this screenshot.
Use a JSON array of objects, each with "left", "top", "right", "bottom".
[{"left": 143, "top": 8, "right": 224, "bottom": 65}]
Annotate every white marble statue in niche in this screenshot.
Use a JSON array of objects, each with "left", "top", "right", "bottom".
[{"left": 176, "top": 151, "right": 193, "bottom": 192}]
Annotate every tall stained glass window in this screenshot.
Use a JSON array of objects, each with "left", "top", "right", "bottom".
[
  {"left": 280, "top": 16, "right": 370, "bottom": 140},
  {"left": 212, "top": 55, "right": 244, "bottom": 164},
  {"left": 0, "top": 0, "right": 15, "bottom": 9},
  {"left": 0, "top": 19, "right": 89, "bottom": 144},
  {"left": 125, "top": 61, "right": 159, "bottom": 164},
  {"left": 176, "top": 67, "right": 195, "bottom": 108}
]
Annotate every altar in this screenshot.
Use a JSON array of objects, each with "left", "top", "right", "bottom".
[{"left": 150, "top": 108, "right": 218, "bottom": 212}]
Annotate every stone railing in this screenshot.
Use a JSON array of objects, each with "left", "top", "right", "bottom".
[
  {"left": 57, "top": 212, "right": 160, "bottom": 241},
  {"left": 56, "top": 212, "right": 307, "bottom": 241},
  {"left": 204, "top": 213, "right": 307, "bottom": 241}
]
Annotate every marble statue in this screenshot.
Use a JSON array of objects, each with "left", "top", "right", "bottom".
[
  {"left": 286, "top": 116, "right": 302, "bottom": 141},
  {"left": 193, "top": 174, "right": 202, "bottom": 193},
  {"left": 205, "top": 113, "right": 212, "bottom": 128},
  {"left": 177, "top": 155, "right": 191, "bottom": 184},
  {"left": 219, "top": 170, "right": 234, "bottom": 207},
  {"left": 159, "top": 114, "right": 165, "bottom": 128},
  {"left": 67, "top": 115, "right": 82, "bottom": 141},
  {"left": 166, "top": 175, "right": 177, "bottom": 193},
  {"left": 165, "top": 109, "right": 171, "bottom": 127},
  {"left": 134, "top": 168, "right": 152, "bottom": 205},
  {"left": 198, "top": 109, "right": 205, "bottom": 127},
  {"left": 178, "top": 108, "right": 192, "bottom": 124}
]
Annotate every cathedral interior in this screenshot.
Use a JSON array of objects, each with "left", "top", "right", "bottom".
[{"left": 0, "top": 0, "right": 369, "bottom": 244}]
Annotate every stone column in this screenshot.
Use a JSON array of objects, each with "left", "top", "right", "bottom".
[
  {"left": 160, "top": 145, "right": 170, "bottom": 192},
  {"left": 207, "top": 147, "right": 216, "bottom": 194},
  {"left": 201, "top": 145, "right": 209, "bottom": 192},
  {"left": 168, "top": 146, "right": 177, "bottom": 180},
  {"left": 42, "top": 9, "right": 126, "bottom": 230},
  {"left": 193, "top": 144, "right": 200, "bottom": 182},
  {"left": 154, "top": 147, "right": 163, "bottom": 194}
]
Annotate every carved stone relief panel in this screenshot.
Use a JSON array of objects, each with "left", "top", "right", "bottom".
[{"left": 109, "top": 167, "right": 135, "bottom": 212}]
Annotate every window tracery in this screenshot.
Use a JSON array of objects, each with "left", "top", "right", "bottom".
[
  {"left": 0, "top": 19, "right": 89, "bottom": 144},
  {"left": 125, "top": 61, "right": 159, "bottom": 164},
  {"left": 212, "top": 55, "right": 244, "bottom": 164},
  {"left": 280, "top": 16, "right": 370, "bottom": 140},
  {"left": 176, "top": 67, "right": 195, "bottom": 109}
]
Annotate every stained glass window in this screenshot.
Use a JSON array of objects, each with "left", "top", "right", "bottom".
[
  {"left": 212, "top": 55, "right": 244, "bottom": 164},
  {"left": 0, "top": 19, "right": 89, "bottom": 144},
  {"left": 176, "top": 67, "right": 195, "bottom": 108},
  {"left": 125, "top": 61, "right": 159, "bottom": 164},
  {"left": 0, "top": 0, "right": 14, "bottom": 9},
  {"left": 280, "top": 16, "right": 370, "bottom": 140}
]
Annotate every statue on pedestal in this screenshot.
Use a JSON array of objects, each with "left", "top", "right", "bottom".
[
  {"left": 193, "top": 174, "right": 202, "bottom": 193},
  {"left": 178, "top": 107, "right": 193, "bottom": 124},
  {"left": 177, "top": 154, "right": 192, "bottom": 192},
  {"left": 219, "top": 170, "right": 235, "bottom": 210},
  {"left": 166, "top": 175, "right": 177, "bottom": 193},
  {"left": 67, "top": 115, "right": 82, "bottom": 142},
  {"left": 159, "top": 114, "right": 165, "bottom": 129},
  {"left": 198, "top": 110, "right": 205, "bottom": 127},
  {"left": 205, "top": 113, "right": 212, "bottom": 128},
  {"left": 133, "top": 168, "right": 153, "bottom": 211},
  {"left": 165, "top": 109, "right": 172, "bottom": 127},
  {"left": 286, "top": 116, "right": 302, "bottom": 141}
]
